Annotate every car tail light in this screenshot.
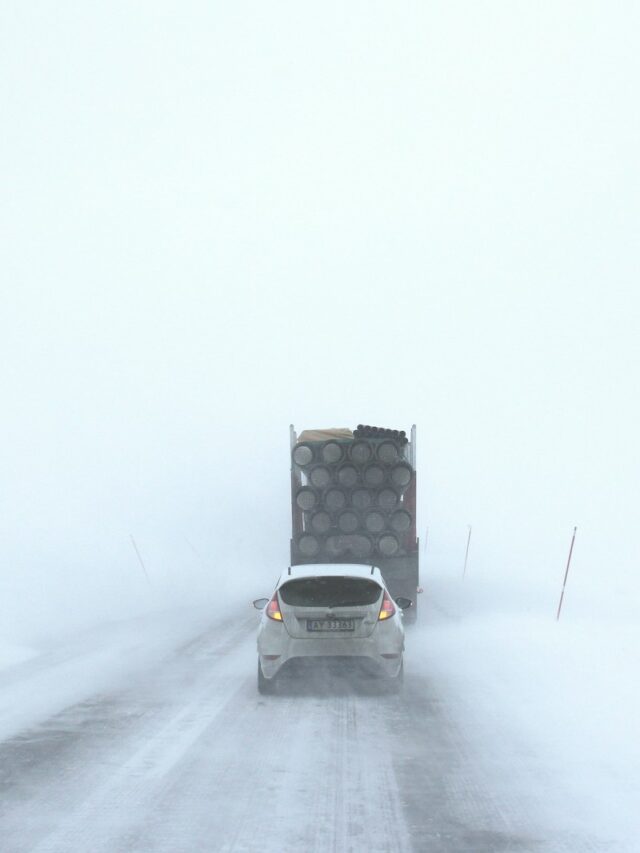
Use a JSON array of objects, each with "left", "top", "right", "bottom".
[
  {"left": 378, "top": 593, "right": 396, "bottom": 621},
  {"left": 266, "top": 593, "right": 283, "bottom": 622}
]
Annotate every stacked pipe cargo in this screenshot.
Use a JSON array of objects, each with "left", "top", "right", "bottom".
[
  {"left": 290, "top": 424, "right": 416, "bottom": 562},
  {"left": 353, "top": 424, "right": 408, "bottom": 445}
]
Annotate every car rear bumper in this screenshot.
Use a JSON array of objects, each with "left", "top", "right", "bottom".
[{"left": 258, "top": 625, "right": 403, "bottom": 678}]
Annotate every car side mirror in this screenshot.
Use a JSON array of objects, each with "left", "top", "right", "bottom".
[
  {"left": 252, "top": 598, "right": 269, "bottom": 609},
  {"left": 395, "top": 597, "right": 412, "bottom": 610}
]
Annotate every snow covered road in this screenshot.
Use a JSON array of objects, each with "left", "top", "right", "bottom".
[{"left": 0, "top": 607, "right": 629, "bottom": 852}]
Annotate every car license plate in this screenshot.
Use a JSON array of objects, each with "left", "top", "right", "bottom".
[{"left": 307, "top": 619, "right": 355, "bottom": 632}]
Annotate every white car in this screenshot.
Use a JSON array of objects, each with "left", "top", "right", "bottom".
[{"left": 252, "top": 563, "right": 411, "bottom": 694}]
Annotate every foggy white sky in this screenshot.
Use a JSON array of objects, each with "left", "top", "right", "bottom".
[{"left": 1, "top": 2, "right": 639, "bottom": 639}]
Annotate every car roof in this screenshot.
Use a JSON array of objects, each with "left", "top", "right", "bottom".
[{"left": 277, "top": 563, "right": 384, "bottom": 585}]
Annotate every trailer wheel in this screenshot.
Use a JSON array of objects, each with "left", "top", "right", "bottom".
[{"left": 404, "top": 600, "right": 417, "bottom": 625}]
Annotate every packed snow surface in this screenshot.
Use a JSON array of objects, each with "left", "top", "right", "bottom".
[{"left": 0, "top": 582, "right": 637, "bottom": 852}]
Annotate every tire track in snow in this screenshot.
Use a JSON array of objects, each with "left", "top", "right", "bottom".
[{"left": 0, "top": 608, "right": 617, "bottom": 853}]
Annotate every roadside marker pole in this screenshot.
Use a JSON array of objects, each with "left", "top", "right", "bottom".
[
  {"left": 184, "top": 535, "right": 204, "bottom": 562},
  {"left": 130, "top": 534, "right": 151, "bottom": 584},
  {"left": 462, "top": 525, "right": 472, "bottom": 578},
  {"left": 556, "top": 526, "right": 577, "bottom": 621}
]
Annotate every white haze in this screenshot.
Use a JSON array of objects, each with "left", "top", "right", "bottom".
[{"left": 1, "top": 1, "right": 639, "bottom": 645}]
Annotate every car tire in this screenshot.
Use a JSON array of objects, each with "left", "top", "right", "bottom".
[
  {"left": 385, "top": 660, "right": 404, "bottom": 694},
  {"left": 257, "top": 659, "right": 277, "bottom": 695}
]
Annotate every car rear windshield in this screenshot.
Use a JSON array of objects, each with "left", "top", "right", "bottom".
[{"left": 279, "top": 577, "right": 382, "bottom": 607}]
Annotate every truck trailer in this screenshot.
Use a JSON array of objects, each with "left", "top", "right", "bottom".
[{"left": 289, "top": 424, "right": 420, "bottom": 620}]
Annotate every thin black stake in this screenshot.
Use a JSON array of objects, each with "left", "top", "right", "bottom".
[
  {"left": 462, "top": 525, "right": 472, "bottom": 578},
  {"left": 184, "top": 535, "right": 204, "bottom": 563},
  {"left": 556, "top": 526, "right": 577, "bottom": 621},
  {"left": 130, "top": 535, "right": 151, "bottom": 584}
]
